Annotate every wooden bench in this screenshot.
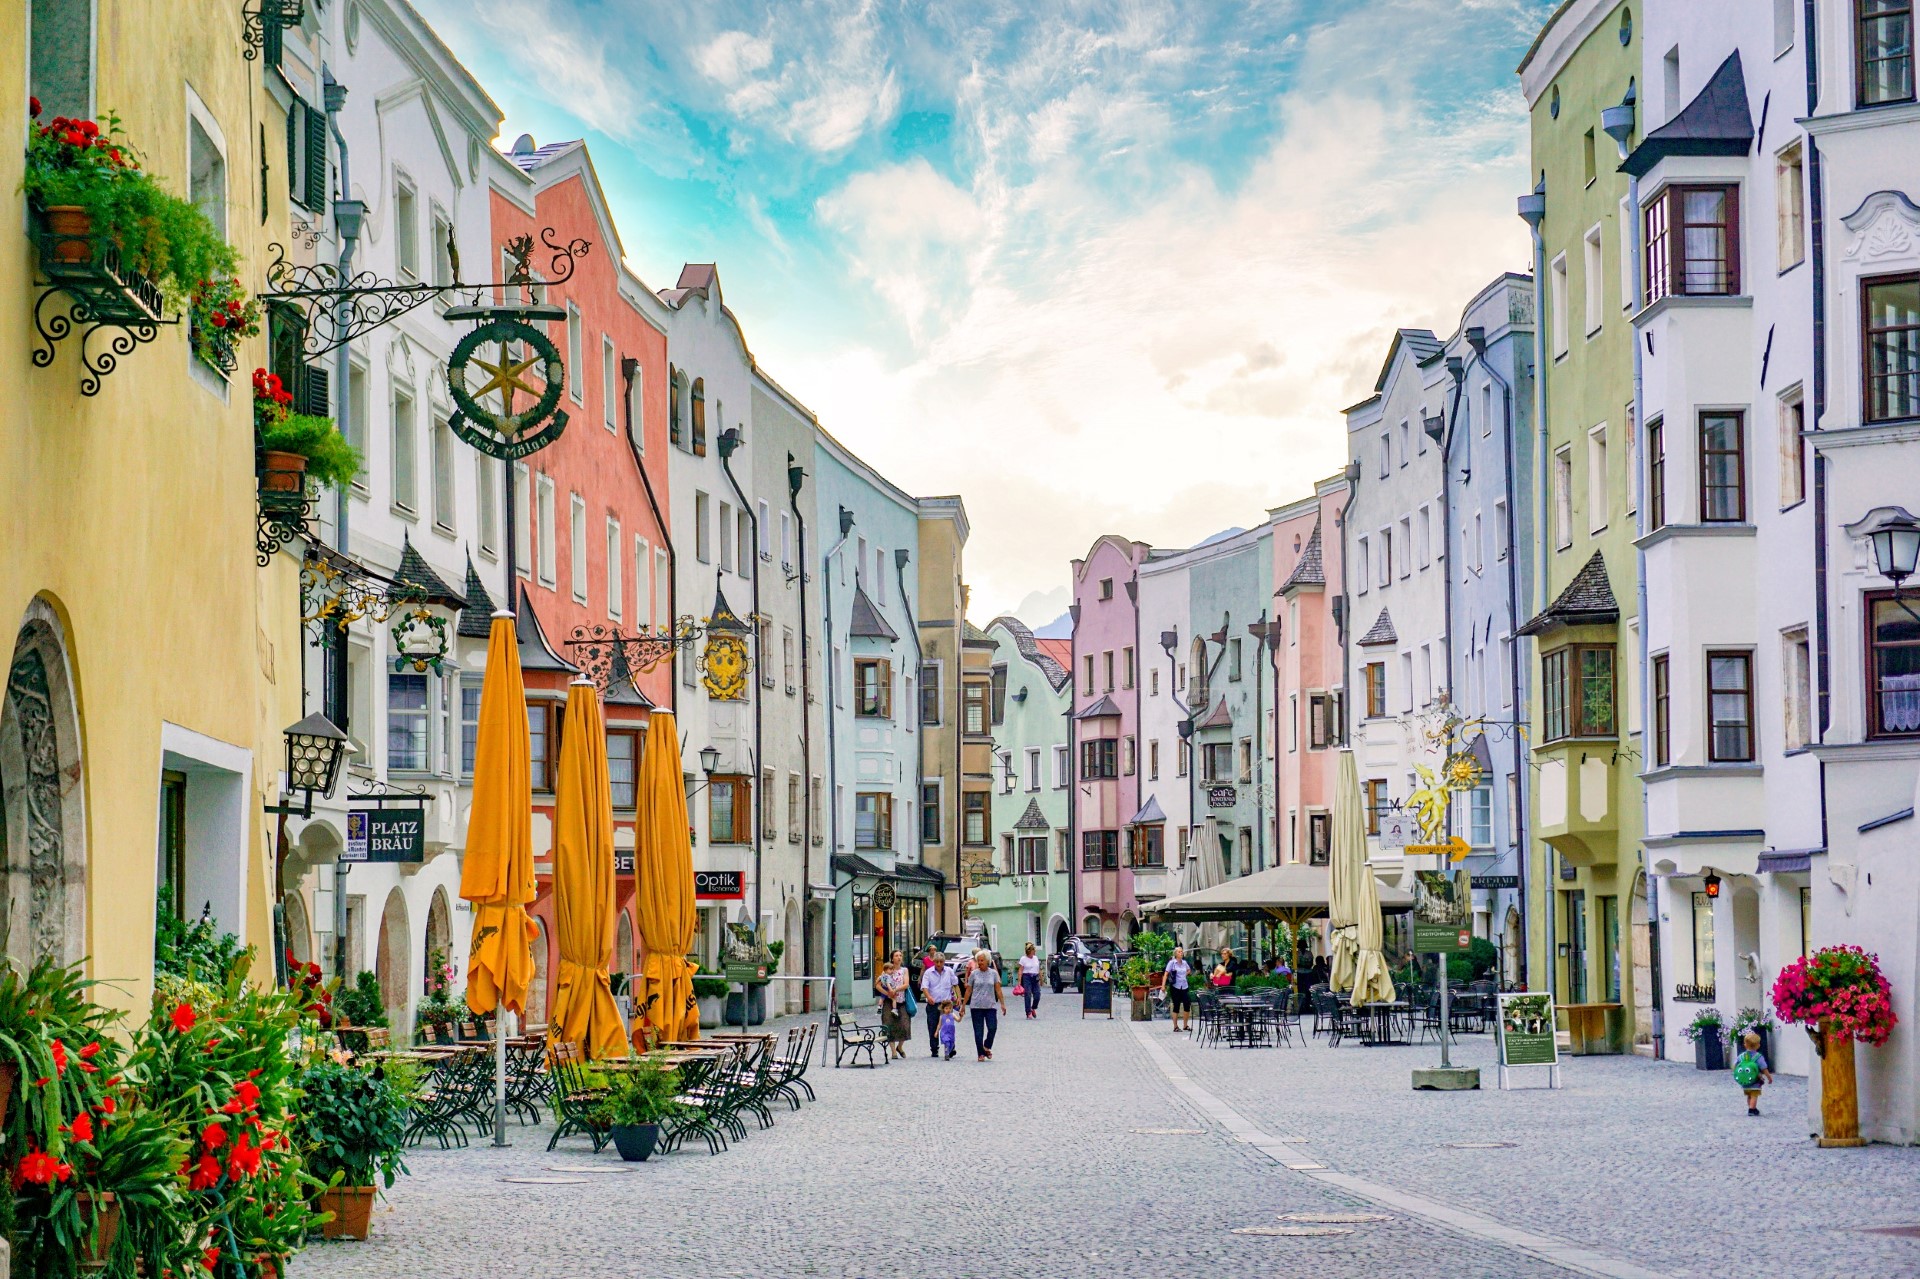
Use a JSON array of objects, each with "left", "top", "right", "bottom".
[{"left": 827, "top": 1007, "right": 886, "bottom": 1068}]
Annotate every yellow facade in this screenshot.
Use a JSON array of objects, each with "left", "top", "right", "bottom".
[
  {"left": 0, "top": 1, "right": 303, "bottom": 1012},
  {"left": 915, "top": 498, "right": 970, "bottom": 928}
]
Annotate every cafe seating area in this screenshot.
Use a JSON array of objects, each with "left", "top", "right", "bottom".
[{"left": 1182, "top": 980, "right": 1505, "bottom": 1050}]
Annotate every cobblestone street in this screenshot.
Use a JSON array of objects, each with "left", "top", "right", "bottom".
[{"left": 288, "top": 1003, "right": 1920, "bottom": 1279}]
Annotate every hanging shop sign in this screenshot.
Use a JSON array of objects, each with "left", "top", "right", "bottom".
[
  {"left": 1377, "top": 808, "right": 1414, "bottom": 852},
  {"left": 695, "top": 870, "right": 745, "bottom": 900},
  {"left": 1471, "top": 874, "right": 1520, "bottom": 890},
  {"left": 344, "top": 807, "right": 426, "bottom": 864},
  {"left": 699, "top": 587, "right": 753, "bottom": 702},
  {"left": 446, "top": 313, "right": 570, "bottom": 460},
  {"left": 870, "top": 880, "right": 898, "bottom": 912},
  {"left": 1206, "top": 786, "right": 1237, "bottom": 808},
  {"left": 614, "top": 849, "right": 635, "bottom": 875}
]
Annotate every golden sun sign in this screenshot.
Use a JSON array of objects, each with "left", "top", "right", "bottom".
[{"left": 701, "top": 632, "right": 749, "bottom": 701}]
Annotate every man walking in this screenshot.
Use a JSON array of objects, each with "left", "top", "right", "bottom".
[{"left": 919, "top": 950, "right": 959, "bottom": 1058}]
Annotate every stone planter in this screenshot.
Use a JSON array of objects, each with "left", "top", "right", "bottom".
[
  {"left": 610, "top": 1123, "right": 660, "bottom": 1162},
  {"left": 1692, "top": 1033, "right": 1727, "bottom": 1071},
  {"left": 1814, "top": 1020, "right": 1866, "bottom": 1148},
  {"left": 1129, "top": 991, "right": 1153, "bottom": 1022},
  {"left": 318, "top": 1186, "right": 376, "bottom": 1241},
  {"left": 697, "top": 995, "right": 724, "bottom": 1029}
]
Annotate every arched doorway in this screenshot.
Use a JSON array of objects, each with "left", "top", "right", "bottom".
[
  {"left": 423, "top": 888, "right": 451, "bottom": 997},
  {"left": 373, "top": 888, "right": 410, "bottom": 1028},
  {"left": 1503, "top": 906, "right": 1522, "bottom": 986},
  {"left": 0, "top": 602, "right": 87, "bottom": 966},
  {"left": 1629, "top": 871, "right": 1654, "bottom": 1052},
  {"left": 614, "top": 910, "right": 633, "bottom": 979},
  {"left": 527, "top": 915, "right": 551, "bottom": 1027},
  {"left": 1051, "top": 916, "right": 1070, "bottom": 954},
  {"left": 283, "top": 891, "right": 313, "bottom": 967},
  {"left": 783, "top": 897, "right": 801, "bottom": 1013}
]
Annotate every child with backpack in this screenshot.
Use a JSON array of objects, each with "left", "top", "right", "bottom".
[{"left": 1733, "top": 1030, "right": 1773, "bottom": 1115}]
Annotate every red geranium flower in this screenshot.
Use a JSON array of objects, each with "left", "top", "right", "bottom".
[
  {"left": 65, "top": 1112, "right": 94, "bottom": 1143},
  {"left": 170, "top": 1003, "right": 197, "bottom": 1033},
  {"left": 29, "top": 97, "right": 40, "bottom": 118}
]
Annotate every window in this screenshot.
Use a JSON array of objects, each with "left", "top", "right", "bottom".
[
  {"left": 346, "top": 360, "right": 371, "bottom": 488},
  {"left": 1645, "top": 185, "right": 1740, "bottom": 301},
  {"left": 1623, "top": 403, "right": 1638, "bottom": 513},
  {"left": 1017, "top": 835, "right": 1049, "bottom": 874},
  {"left": 527, "top": 700, "right": 561, "bottom": 792},
  {"left": 634, "top": 536, "right": 651, "bottom": 627},
  {"left": 1399, "top": 420, "right": 1411, "bottom": 465},
  {"left": 1236, "top": 738, "right": 1252, "bottom": 781},
  {"left": 787, "top": 772, "right": 803, "bottom": 838},
  {"left": 1379, "top": 432, "right": 1390, "bottom": 478},
  {"left": 1417, "top": 506, "right": 1431, "bottom": 569},
  {"left": 1774, "top": 0, "right": 1797, "bottom": 52},
  {"left": 964, "top": 793, "right": 989, "bottom": 845},
  {"left": 1123, "top": 736, "right": 1137, "bottom": 776},
  {"left": 1776, "top": 143, "right": 1806, "bottom": 271},
  {"left": 561, "top": 303, "right": 583, "bottom": 403},
  {"left": 387, "top": 673, "right": 429, "bottom": 772},
  {"left": 1778, "top": 388, "right": 1807, "bottom": 507},
  {"left": 1552, "top": 445, "right": 1573, "bottom": 548},
  {"left": 1652, "top": 654, "right": 1671, "bottom": 766},
  {"left": 690, "top": 378, "right": 707, "bottom": 455},
  {"left": 1784, "top": 628, "right": 1813, "bottom": 751},
  {"left": 1054, "top": 745, "right": 1070, "bottom": 787},
  {"left": 1308, "top": 693, "right": 1332, "bottom": 748},
  {"left": 854, "top": 658, "right": 892, "bottom": 718},
  {"left": 1025, "top": 748, "right": 1042, "bottom": 791},
  {"left": 1551, "top": 253, "right": 1570, "bottom": 357},
  {"left": 606, "top": 518, "right": 623, "bottom": 619},
  {"left": 1356, "top": 537, "right": 1370, "bottom": 594},
  {"left": 1364, "top": 663, "right": 1386, "bottom": 719},
  {"left": 1099, "top": 577, "right": 1114, "bottom": 601},
  {"left": 694, "top": 491, "right": 710, "bottom": 564},
  {"left": 921, "top": 783, "right": 941, "bottom": 844},
  {"left": 1864, "top": 274, "right": 1920, "bottom": 423},
  {"left": 1102, "top": 650, "right": 1114, "bottom": 692},
  {"left": 1584, "top": 224, "right": 1604, "bottom": 332},
  {"left": 654, "top": 549, "right": 670, "bottom": 630},
  {"left": 964, "top": 682, "right": 990, "bottom": 735},
  {"left": 738, "top": 509, "right": 752, "bottom": 578},
  {"left": 460, "top": 676, "right": 482, "bottom": 775},
  {"left": 1699, "top": 411, "right": 1747, "bottom": 522},
  {"left": 1122, "top": 646, "right": 1136, "bottom": 690},
  {"left": 512, "top": 462, "right": 532, "bottom": 573},
  {"left": 1691, "top": 891, "right": 1716, "bottom": 990},
  {"left": 607, "top": 730, "right": 639, "bottom": 810},
  {"left": 1397, "top": 518, "right": 1412, "bottom": 579},
  {"left": 1859, "top": 0, "right": 1916, "bottom": 105},
  {"left": 391, "top": 385, "right": 417, "bottom": 512},
  {"left": 1229, "top": 639, "right": 1243, "bottom": 681},
  {"left": 1128, "top": 826, "right": 1165, "bottom": 869},
  {"left": 1363, "top": 779, "right": 1387, "bottom": 836},
  {"left": 535, "top": 473, "right": 557, "bottom": 585},
  {"left": 1587, "top": 425, "right": 1608, "bottom": 532},
  {"left": 601, "top": 336, "right": 618, "bottom": 429},
  {"left": 719, "top": 501, "right": 734, "bottom": 572},
  {"left": 1082, "top": 831, "right": 1120, "bottom": 870},
  {"left": 1201, "top": 743, "right": 1234, "bottom": 783},
  {"left": 477, "top": 455, "right": 499, "bottom": 555},
  {"left": 782, "top": 628, "right": 796, "bottom": 692},
  {"left": 431, "top": 415, "right": 456, "bottom": 531},
  {"left": 1707, "top": 652, "right": 1756, "bottom": 762},
  {"left": 855, "top": 792, "right": 894, "bottom": 850},
  {"left": 1542, "top": 645, "right": 1616, "bottom": 741},
  {"left": 1582, "top": 127, "right": 1597, "bottom": 187},
  {"left": 30, "top": 0, "right": 93, "bottom": 124},
  {"left": 393, "top": 179, "right": 419, "bottom": 278},
  {"left": 708, "top": 776, "right": 750, "bottom": 844},
  {"left": 1177, "top": 740, "right": 1191, "bottom": 777},
  {"left": 1082, "top": 654, "right": 1095, "bottom": 695},
  {"left": 1647, "top": 417, "right": 1667, "bottom": 529},
  {"left": 569, "top": 494, "right": 588, "bottom": 604},
  {"left": 920, "top": 663, "right": 941, "bottom": 724},
  {"left": 1868, "top": 590, "right": 1920, "bottom": 737},
  {"left": 1378, "top": 529, "right": 1392, "bottom": 587},
  {"left": 1308, "top": 812, "right": 1331, "bottom": 866},
  {"left": 431, "top": 209, "right": 453, "bottom": 290},
  {"left": 1148, "top": 739, "right": 1160, "bottom": 779},
  {"left": 1459, "top": 785, "right": 1492, "bottom": 847},
  {"left": 1619, "top": 195, "right": 1637, "bottom": 310},
  {"left": 1080, "top": 739, "right": 1118, "bottom": 780}
]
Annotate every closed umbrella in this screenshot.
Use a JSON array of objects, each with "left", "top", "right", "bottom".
[
  {"left": 459, "top": 611, "right": 537, "bottom": 1143},
  {"left": 632, "top": 709, "right": 700, "bottom": 1045},
  {"left": 1328, "top": 751, "right": 1363, "bottom": 993},
  {"left": 548, "top": 678, "right": 629, "bottom": 1061},
  {"left": 1348, "top": 843, "right": 1397, "bottom": 1007}
]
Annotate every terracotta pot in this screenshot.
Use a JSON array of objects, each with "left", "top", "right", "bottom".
[
  {"left": 318, "top": 1185, "right": 377, "bottom": 1240},
  {"left": 1148, "top": 972, "right": 1166, "bottom": 990},
  {"left": 259, "top": 450, "right": 309, "bottom": 493},
  {"left": 76, "top": 1190, "right": 119, "bottom": 1272},
  {"left": 1817, "top": 1018, "right": 1866, "bottom": 1148},
  {"left": 43, "top": 205, "right": 93, "bottom": 265}
]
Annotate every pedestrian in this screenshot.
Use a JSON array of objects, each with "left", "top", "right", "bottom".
[
  {"left": 938, "top": 1001, "right": 959, "bottom": 1060},
  {"left": 875, "top": 950, "right": 911, "bottom": 1060},
  {"left": 965, "top": 948, "right": 1007, "bottom": 1061},
  {"left": 1165, "top": 945, "right": 1194, "bottom": 1033},
  {"left": 1210, "top": 952, "right": 1234, "bottom": 989},
  {"left": 1733, "top": 1030, "right": 1773, "bottom": 1116},
  {"left": 1017, "top": 942, "right": 1042, "bottom": 1018},
  {"left": 919, "top": 948, "right": 959, "bottom": 1058}
]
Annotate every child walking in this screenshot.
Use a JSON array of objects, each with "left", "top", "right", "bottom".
[
  {"left": 1733, "top": 1030, "right": 1773, "bottom": 1115},
  {"left": 938, "top": 1001, "right": 958, "bottom": 1061}
]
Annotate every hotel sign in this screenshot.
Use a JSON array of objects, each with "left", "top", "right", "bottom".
[{"left": 344, "top": 808, "right": 425, "bottom": 864}]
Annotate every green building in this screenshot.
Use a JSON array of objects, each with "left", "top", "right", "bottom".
[{"left": 1516, "top": 0, "right": 1649, "bottom": 1052}]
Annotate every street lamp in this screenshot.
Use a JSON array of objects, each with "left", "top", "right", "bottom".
[
  {"left": 280, "top": 713, "right": 349, "bottom": 819},
  {"left": 699, "top": 745, "right": 720, "bottom": 777},
  {"left": 1864, "top": 507, "right": 1920, "bottom": 595},
  {"left": 1702, "top": 871, "right": 1722, "bottom": 899}
]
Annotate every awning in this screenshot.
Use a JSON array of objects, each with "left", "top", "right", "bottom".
[
  {"left": 1145, "top": 860, "right": 1413, "bottom": 924},
  {"left": 1757, "top": 849, "right": 1820, "bottom": 875}
]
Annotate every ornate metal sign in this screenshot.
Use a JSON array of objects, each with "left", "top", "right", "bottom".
[
  {"left": 564, "top": 620, "right": 700, "bottom": 695},
  {"left": 700, "top": 588, "right": 752, "bottom": 702},
  {"left": 445, "top": 313, "right": 569, "bottom": 460}
]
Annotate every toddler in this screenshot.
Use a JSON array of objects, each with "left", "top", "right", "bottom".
[
  {"left": 938, "top": 1001, "right": 958, "bottom": 1060},
  {"left": 1733, "top": 1030, "right": 1773, "bottom": 1115}
]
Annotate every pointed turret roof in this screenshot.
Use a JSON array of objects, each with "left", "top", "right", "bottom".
[
  {"left": 848, "top": 586, "right": 898, "bottom": 641},
  {"left": 1623, "top": 51, "right": 1752, "bottom": 178},
  {"left": 1014, "top": 798, "right": 1050, "bottom": 831},
  {"left": 457, "top": 554, "right": 497, "bottom": 639},
  {"left": 1518, "top": 551, "right": 1620, "bottom": 636},
  {"left": 1358, "top": 609, "right": 1398, "bottom": 647},
  {"left": 1279, "top": 519, "right": 1326, "bottom": 593},
  {"left": 393, "top": 533, "right": 466, "bottom": 609}
]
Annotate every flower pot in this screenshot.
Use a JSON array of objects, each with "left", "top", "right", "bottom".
[
  {"left": 697, "top": 995, "right": 724, "bottom": 1029},
  {"left": 723, "top": 990, "right": 748, "bottom": 1026},
  {"left": 43, "top": 205, "right": 93, "bottom": 265},
  {"left": 1148, "top": 972, "right": 1166, "bottom": 990},
  {"left": 1816, "top": 1018, "right": 1865, "bottom": 1147},
  {"left": 76, "top": 1191, "right": 119, "bottom": 1272},
  {"left": 318, "top": 1185, "right": 377, "bottom": 1241},
  {"left": 1692, "top": 1033, "right": 1726, "bottom": 1071},
  {"left": 259, "top": 450, "right": 309, "bottom": 494},
  {"left": 610, "top": 1123, "right": 660, "bottom": 1162}
]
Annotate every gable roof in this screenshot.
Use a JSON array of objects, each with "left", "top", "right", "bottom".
[
  {"left": 1036, "top": 637, "right": 1073, "bottom": 671},
  {"left": 456, "top": 554, "right": 497, "bottom": 639},
  {"left": 1517, "top": 551, "right": 1620, "bottom": 636},
  {"left": 1199, "top": 697, "right": 1233, "bottom": 729},
  {"left": 1074, "top": 694, "right": 1122, "bottom": 720},
  {"left": 1014, "top": 799, "right": 1050, "bottom": 831},
  {"left": 1127, "top": 795, "right": 1167, "bottom": 826},
  {"left": 393, "top": 533, "right": 466, "bottom": 610},
  {"left": 847, "top": 586, "right": 899, "bottom": 641},
  {"left": 505, "top": 135, "right": 583, "bottom": 172},
  {"left": 1357, "top": 609, "right": 1398, "bottom": 647},
  {"left": 1375, "top": 329, "right": 1442, "bottom": 392},
  {"left": 990, "top": 615, "right": 1070, "bottom": 692},
  {"left": 1623, "top": 52, "right": 1753, "bottom": 178},
  {"left": 1279, "top": 519, "right": 1326, "bottom": 593}
]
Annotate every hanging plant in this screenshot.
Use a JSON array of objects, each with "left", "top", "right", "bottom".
[
  {"left": 253, "top": 368, "right": 362, "bottom": 490},
  {"left": 189, "top": 275, "right": 262, "bottom": 370},
  {"left": 1773, "top": 945, "right": 1897, "bottom": 1047}
]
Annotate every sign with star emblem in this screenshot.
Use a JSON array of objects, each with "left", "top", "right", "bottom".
[{"left": 445, "top": 309, "right": 570, "bottom": 459}]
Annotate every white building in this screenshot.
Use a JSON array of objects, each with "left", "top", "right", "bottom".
[{"left": 1134, "top": 544, "right": 1193, "bottom": 897}]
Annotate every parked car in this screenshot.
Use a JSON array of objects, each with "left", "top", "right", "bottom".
[{"left": 1049, "top": 936, "right": 1121, "bottom": 993}]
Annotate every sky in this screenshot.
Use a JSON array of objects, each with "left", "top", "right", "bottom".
[{"left": 414, "top": 0, "right": 1557, "bottom": 624}]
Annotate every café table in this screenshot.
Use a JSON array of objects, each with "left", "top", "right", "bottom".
[{"left": 1357, "top": 1001, "right": 1412, "bottom": 1046}]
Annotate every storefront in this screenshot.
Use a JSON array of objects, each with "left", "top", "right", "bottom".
[{"left": 831, "top": 854, "right": 942, "bottom": 1005}]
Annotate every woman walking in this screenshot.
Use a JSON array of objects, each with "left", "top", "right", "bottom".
[
  {"left": 966, "top": 949, "right": 1007, "bottom": 1060},
  {"left": 1164, "top": 946, "right": 1194, "bottom": 1033},
  {"left": 1017, "top": 942, "right": 1042, "bottom": 1018},
  {"left": 875, "top": 950, "right": 912, "bottom": 1059}
]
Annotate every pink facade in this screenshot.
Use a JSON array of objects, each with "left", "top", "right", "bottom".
[
  {"left": 1069, "top": 536, "right": 1152, "bottom": 935},
  {"left": 1270, "top": 476, "right": 1349, "bottom": 869}
]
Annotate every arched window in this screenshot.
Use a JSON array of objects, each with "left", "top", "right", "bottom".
[
  {"left": 668, "top": 366, "right": 683, "bottom": 446},
  {"left": 1189, "top": 636, "right": 1209, "bottom": 707}
]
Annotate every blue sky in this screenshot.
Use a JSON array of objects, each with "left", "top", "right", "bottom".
[{"left": 416, "top": 0, "right": 1556, "bottom": 620}]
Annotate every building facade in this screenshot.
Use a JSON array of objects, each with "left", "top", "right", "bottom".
[
  {"left": 1135, "top": 543, "right": 1193, "bottom": 903},
  {"left": 1269, "top": 478, "right": 1349, "bottom": 885},
  {"left": 916, "top": 497, "right": 974, "bottom": 930},
  {"left": 1069, "top": 536, "right": 1152, "bottom": 938}
]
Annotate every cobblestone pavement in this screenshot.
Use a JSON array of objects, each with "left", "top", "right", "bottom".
[{"left": 287, "top": 1002, "right": 1920, "bottom": 1279}]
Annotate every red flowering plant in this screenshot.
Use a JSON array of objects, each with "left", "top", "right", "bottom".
[
  {"left": 189, "top": 275, "right": 263, "bottom": 370},
  {"left": 1772, "top": 944, "right": 1898, "bottom": 1049},
  {"left": 284, "top": 950, "right": 337, "bottom": 1030},
  {"left": 249, "top": 366, "right": 362, "bottom": 489}
]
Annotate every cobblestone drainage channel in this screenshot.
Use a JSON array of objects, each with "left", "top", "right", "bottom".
[
  {"left": 1232, "top": 1225, "right": 1354, "bottom": 1237},
  {"left": 499, "top": 1176, "right": 588, "bottom": 1185},
  {"left": 1129, "top": 1127, "right": 1205, "bottom": 1135},
  {"left": 1277, "top": 1213, "right": 1393, "bottom": 1224},
  {"left": 1443, "top": 1141, "right": 1518, "bottom": 1149}
]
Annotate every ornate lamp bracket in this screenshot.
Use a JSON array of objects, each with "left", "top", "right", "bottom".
[{"left": 242, "top": 0, "right": 306, "bottom": 60}]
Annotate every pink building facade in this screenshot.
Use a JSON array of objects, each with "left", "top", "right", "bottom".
[
  {"left": 1270, "top": 474, "right": 1350, "bottom": 872},
  {"left": 1069, "top": 537, "right": 1152, "bottom": 937}
]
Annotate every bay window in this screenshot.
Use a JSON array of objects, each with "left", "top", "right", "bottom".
[
  {"left": 1867, "top": 590, "right": 1920, "bottom": 737},
  {"left": 1858, "top": 0, "right": 1916, "bottom": 106},
  {"left": 1645, "top": 185, "right": 1740, "bottom": 301},
  {"left": 1542, "top": 645, "right": 1615, "bottom": 742},
  {"left": 1864, "top": 274, "right": 1920, "bottom": 423}
]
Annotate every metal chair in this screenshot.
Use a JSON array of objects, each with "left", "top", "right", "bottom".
[{"left": 544, "top": 1041, "right": 611, "bottom": 1153}]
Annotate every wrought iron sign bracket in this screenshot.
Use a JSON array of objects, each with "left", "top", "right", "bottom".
[
  {"left": 299, "top": 546, "right": 427, "bottom": 641},
  {"left": 564, "top": 621, "right": 705, "bottom": 695},
  {"left": 242, "top": 0, "right": 306, "bottom": 60},
  {"left": 260, "top": 228, "right": 590, "bottom": 359},
  {"left": 257, "top": 490, "right": 318, "bottom": 566}
]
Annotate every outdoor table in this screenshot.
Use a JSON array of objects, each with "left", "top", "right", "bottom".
[
  {"left": 1560, "top": 1002, "right": 1623, "bottom": 1055},
  {"left": 362, "top": 1048, "right": 458, "bottom": 1063},
  {"left": 1357, "top": 1002, "right": 1412, "bottom": 1046},
  {"left": 1216, "top": 997, "right": 1274, "bottom": 1048}
]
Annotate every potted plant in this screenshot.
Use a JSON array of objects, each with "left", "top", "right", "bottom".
[
  {"left": 72, "top": 1098, "right": 188, "bottom": 1272},
  {"left": 189, "top": 273, "right": 261, "bottom": 371},
  {"left": 693, "top": 970, "right": 729, "bottom": 1029},
  {"left": 1772, "top": 945, "right": 1897, "bottom": 1147},
  {"left": 295, "top": 1060, "right": 408, "bottom": 1240},
  {"left": 1681, "top": 1007, "right": 1727, "bottom": 1071},
  {"left": 1729, "top": 1006, "right": 1777, "bottom": 1064},
  {"left": 588, "top": 1057, "right": 690, "bottom": 1162},
  {"left": 1134, "top": 931, "right": 1176, "bottom": 990},
  {"left": 334, "top": 969, "right": 389, "bottom": 1032},
  {"left": 1120, "top": 956, "right": 1154, "bottom": 1020},
  {"left": 254, "top": 369, "right": 361, "bottom": 494}
]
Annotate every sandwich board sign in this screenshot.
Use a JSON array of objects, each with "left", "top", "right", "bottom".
[{"left": 1495, "top": 991, "right": 1562, "bottom": 1090}]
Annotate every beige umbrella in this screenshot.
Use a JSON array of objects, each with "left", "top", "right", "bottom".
[
  {"left": 1328, "top": 751, "right": 1363, "bottom": 992},
  {"left": 1348, "top": 845, "right": 1398, "bottom": 1007}
]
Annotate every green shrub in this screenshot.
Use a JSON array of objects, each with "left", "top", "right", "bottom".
[
  {"left": 587, "top": 1057, "right": 691, "bottom": 1129},
  {"left": 152, "top": 886, "right": 248, "bottom": 983},
  {"left": 295, "top": 1061, "right": 408, "bottom": 1189},
  {"left": 335, "top": 970, "right": 388, "bottom": 1029}
]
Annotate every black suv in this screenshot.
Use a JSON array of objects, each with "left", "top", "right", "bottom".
[{"left": 1049, "top": 935, "right": 1121, "bottom": 993}]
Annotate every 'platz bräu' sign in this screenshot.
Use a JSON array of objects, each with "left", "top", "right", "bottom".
[{"left": 345, "top": 808, "right": 426, "bottom": 864}]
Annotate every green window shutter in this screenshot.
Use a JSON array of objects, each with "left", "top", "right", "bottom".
[
  {"left": 304, "top": 103, "right": 329, "bottom": 213},
  {"left": 286, "top": 105, "right": 300, "bottom": 202},
  {"left": 301, "top": 364, "right": 330, "bottom": 418}
]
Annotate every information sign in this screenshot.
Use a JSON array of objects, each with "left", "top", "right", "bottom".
[
  {"left": 724, "top": 961, "right": 767, "bottom": 984},
  {"left": 343, "top": 808, "right": 425, "bottom": 864},
  {"left": 1081, "top": 977, "right": 1113, "bottom": 1018},
  {"left": 1378, "top": 809, "right": 1413, "bottom": 852},
  {"left": 1496, "top": 991, "right": 1563, "bottom": 1090}
]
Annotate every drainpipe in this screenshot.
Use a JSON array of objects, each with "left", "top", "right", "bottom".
[
  {"left": 1518, "top": 179, "right": 1554, "bottom": 995},
  {"left": 821, "top": 507, "right": 854, "bottom": 992},
  {"left": 894, "top": 549, "right": 927, "bottom": 915},
  {"left": 1804, "top": 0, "right": 1832, "bottom": 868},
  {"left": 1438, "top": 357, "right": 1465, "bottom": 710},
  {"left": 622, "top": 358, "right": 676, "bottom": 715},
  {"left": 787, "top": 455, "right": 815, "bottom": 1006},
  {"left": 1251, "top": 610, "right": 1267, "bottom": 876},
  {"left": 717, "top": 428, "right": 763, "bottom": 929}
]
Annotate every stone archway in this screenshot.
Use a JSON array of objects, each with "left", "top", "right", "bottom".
[
  {"left": 373, "top": 888, "right": 410, "bottom": 1027},
  {"left": 783, "top": 897, "right": 801, "bottom": 1012},
  {"left": 423, "top": 887, "right": 451, "bottom": 997},
  {"left": 0, "top": 601, "right": 87, "bottom": 966},
  {"left": 283, "top": 891, "right": 313, "bottom": 966}
]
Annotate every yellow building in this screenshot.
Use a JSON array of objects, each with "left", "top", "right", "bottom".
[
  {"left": 0, "top": 2, "right": 304, "bottom": 1011},
  {"left": 915, "top": 497, "right": 978, "bottom": 930}
]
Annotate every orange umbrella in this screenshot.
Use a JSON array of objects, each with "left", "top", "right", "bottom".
[
  {"left": 548, "top": 679, "right": 629, "bottom": 1060},
  {"left": 632, "top": 709, "right": 699, "bottom": 1045},
  {"left": 460, "top": 613, "right": 537, "bottom": 1021}
]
